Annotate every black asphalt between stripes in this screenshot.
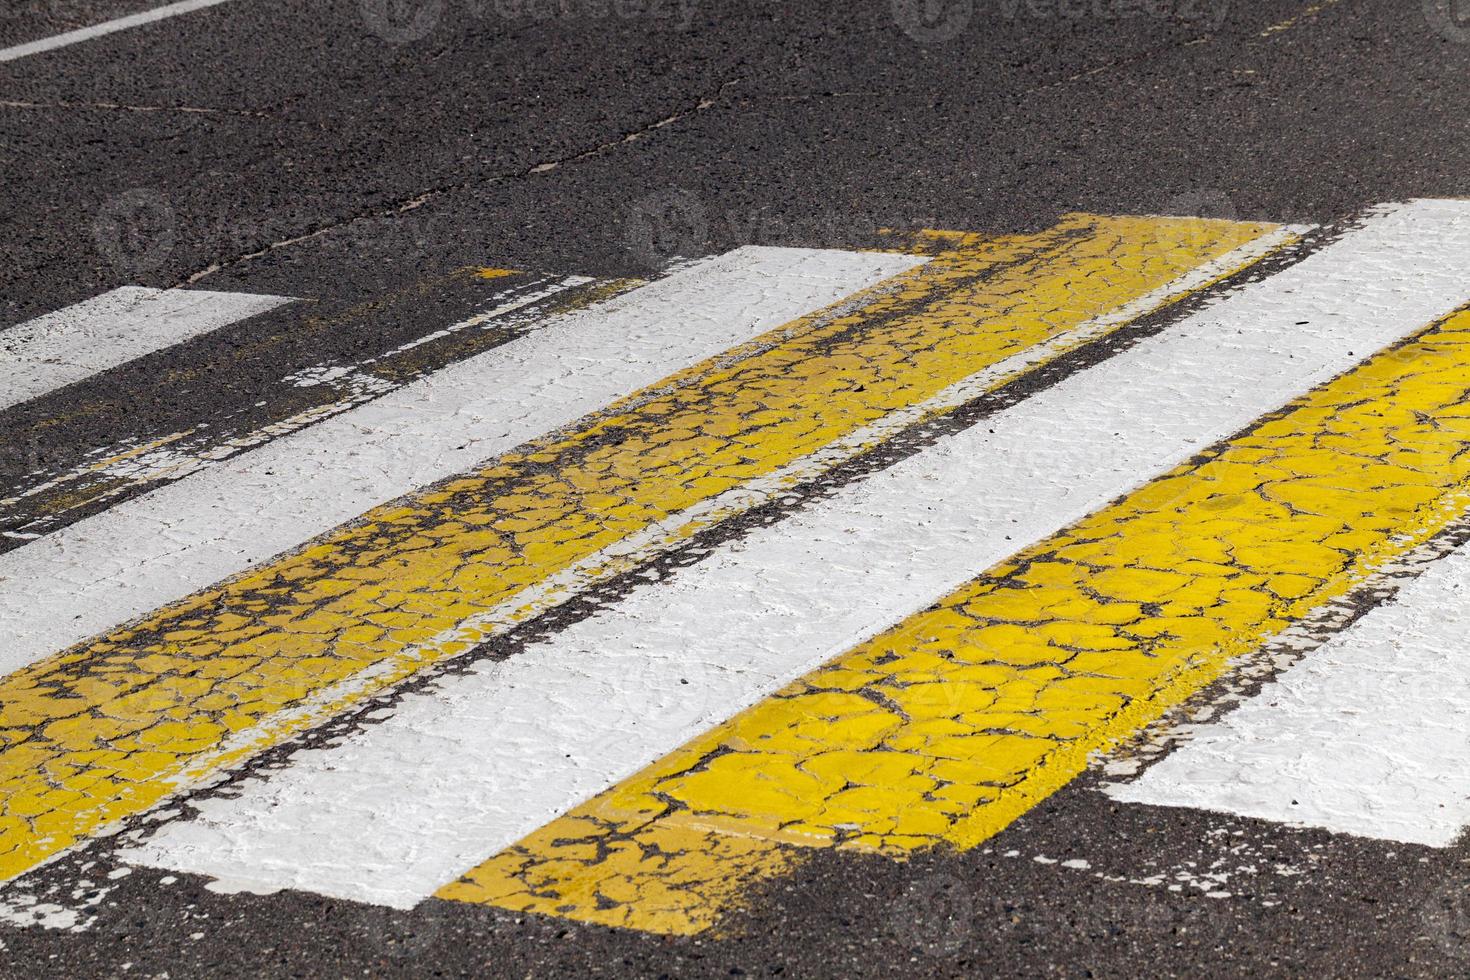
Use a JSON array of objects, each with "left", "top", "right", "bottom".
[
  {"left": 3, "top": 0, "right": 1470, "bottom": 974},
  {"left": 0, "top": 268, "right": 527, "bottom": 478}
]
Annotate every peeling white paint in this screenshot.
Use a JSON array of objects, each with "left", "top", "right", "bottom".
[
  {"left": 1108, "top": 528, "right": 1470, "bottom": 847},
  {"left": 0, "top": 879, "right": 116, "bottom": 933},
  {"left": 122, "top": 201, "right": 1470, "bottom": 908},
  {"left": 0, "top": 247, "right": 918, "bottom": 675},
  {"left": 0, "top": 286, "right": 292, "bottom": 412},
  {"left": 1037, "top": 827, "right": 1305, "bottom": 905}
]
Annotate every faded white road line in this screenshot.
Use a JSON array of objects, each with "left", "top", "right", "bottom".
[
  {"left": 122, "top": 200, "right": 1470, "bottom": 908},
  {"left": 0, "top": 274, "right": 604, "bottom": 540},
  {"left": 0, "top": 286, "right": 292, "bottom": 411},
  {"left": 0, "top": 247, "right": 921, "bottom": 675},
  {"left": 1107, "top": 534, "right": 1470, "bottom": 847},
  {"left": 0, "top": 0, "right": 242, "bottom": 64}
]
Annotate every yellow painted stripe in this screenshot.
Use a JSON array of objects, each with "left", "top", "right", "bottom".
[
  {"left": 0, "top": 215, "right": 1277, "bottom": 882},
  {"left": 439, "top": 307, "right": 1470, "bottom": 934}
]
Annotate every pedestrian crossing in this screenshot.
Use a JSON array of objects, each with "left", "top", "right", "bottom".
[{"left": 4, "top": 202, "right": 1470, "bottom": 937}]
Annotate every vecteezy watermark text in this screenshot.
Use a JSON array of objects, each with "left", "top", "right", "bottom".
[
  {"left": 623, "top": 188, "right": 934, "bottom": 268},
  {"left": 361, "top": 0, "right": 695, "bottom": 44},
  {"left": 893, "top": 0, "right": 1227, "bottom": 43}
]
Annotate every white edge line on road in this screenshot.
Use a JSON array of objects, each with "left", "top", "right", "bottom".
[
  {"left": 0, "top": 275, "right": 599, "bottom": 523},
  {"left": 0, "top": 286, "right": 295, "bottom": 412},
  {"left": 0, "top": 0, "right": 241, "bottom": 64}
]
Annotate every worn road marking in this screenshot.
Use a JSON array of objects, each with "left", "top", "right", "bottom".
[
  {"left": 0, "top": 287, "right": 292, "bottom": 412},
  {"left": 0, "top": 271, "right": 633, "bottom": 548},
  {"left": 0, "top": 246, "right": 915, "bottom": 673},
  {"left": 1106, "top": 476, "right": 1470, "bottom": 847},
  {"left": 117, "top": 203, "right": 1470, "bottom": 923},
  {"left": 0, "top": 0, "right": 243, "bottom": 64},
  {"left": 0, "top": 214, "right": 1277, "bottom": 888}
]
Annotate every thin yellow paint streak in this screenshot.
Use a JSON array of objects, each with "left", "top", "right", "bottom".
[
  {"left": 0, "top": 430, "right": 195, "bottom": 515},
  {"left": 443, "top": 308, "right": 1470, "bottom": 933},
  {"left": 475, "top": 268, "right": 518, "bottom": 280},
  {"left": 1260, "top": 0, "right": 1344, "bottom": 37},
  {"left": 0, "top": 215, "right": 1278, "bottom": 882}
]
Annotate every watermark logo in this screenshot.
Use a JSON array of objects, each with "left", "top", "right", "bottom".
[
  {"left": 1425, "top": 0, "right": 1470, "bottom": 42},
  {"left": 889, "top": 872, "right": 975, "bottom": 956},
  {"left": 362, "top": 904, "right": 446, "bottom": 959},
  {"left": 1422, "top": 877, "right": 1470, "bottom": 963},
  {"left": 0, "top": 0, "right": 93, "bottom": 21},
  {"left": 491, "top": 0, "right": 695, "bottom": 29},
  {"left": 895, "top": 0, "right": 1228, "bottom": 40},
  {"left": 624, "top": 189, "right": 709, "bottom": 268},
  {"left": 891, "top": 0, "right": 974, "bottom": 43},
  {"left": 1146, "top": 187, "right": 1241, "bottom": 261},
  {"left": 0, "top": 437, "right": 48, "bottom": 483},
  {"left": 1176, "top": 0, "right": 1230, "bottom": 30},
  {"left": 361, "top": 0, "right": 446, "bottom": 43},
  {"left": 623, "top": 188, "right": 916, "bottom": 267},
  {"left": 363, "top": 0, "right": 694, "bottom": 42},
  {"left": 1157, "top": 188, "right": 1238, "bottom": 221},
  {"left": 1009, "top": 0, "right": 1226, "bottom": 27},
  {"left": 92, "top": 189, "right": 176, "bottom": 276}
]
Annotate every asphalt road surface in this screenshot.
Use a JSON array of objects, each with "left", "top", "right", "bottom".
[{"left": 4, "top": 0, "right": 1470, "bottom": 977}]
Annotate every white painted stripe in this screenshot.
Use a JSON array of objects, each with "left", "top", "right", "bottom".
[
  {"left": 121, "top": 200, "right": 1470, "bottom": 907},
  {"left": 0, "top": 0, "right": 240, "bottom": 64},
  {"left": 1105, "top": 539, "right": 1470, "bottom": 847},
  {"left": 0, "top": 247, "right": 922, "bottom": 676},
  {"left": 0, "top": 286, "right": 292, "bottom": 412}
]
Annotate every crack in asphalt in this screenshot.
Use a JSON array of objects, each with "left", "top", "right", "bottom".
[
  {"left": 0, "top": 99, "right": 271, "bottom": 118},
  {"left": 177, "top": 78, "right": 742, "bottom": 287}
]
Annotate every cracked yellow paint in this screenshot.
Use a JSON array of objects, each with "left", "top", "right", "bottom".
[
  {"left": 438, "top": 813, "right": 802, "bottom": 935},
  {"left": 0, "top": 214, "right": 1279, "bottom": 883},
  {"left": 440, "top": 307, "right": 1470, "bottom": 934}
]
